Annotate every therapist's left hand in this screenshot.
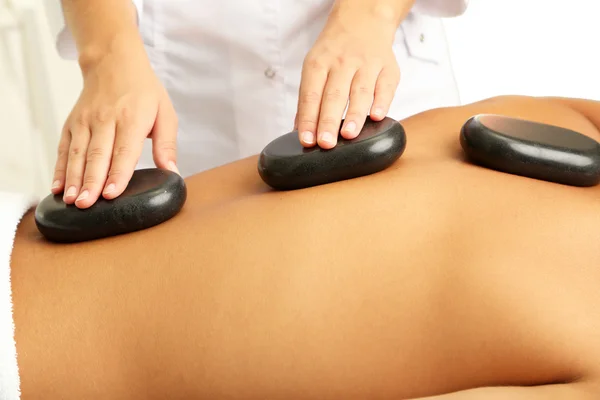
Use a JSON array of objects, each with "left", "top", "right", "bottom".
[{"left": 295, "top": 2, "right": 403, "bottom": 149}]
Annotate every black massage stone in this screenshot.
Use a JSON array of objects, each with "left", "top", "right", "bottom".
[
  {"left": 460, "top": 114, "right": 600, "bottom": 187},
  {"left": 258, "top": 117, "right": 407, "bottom": 190},
  {"left": 35, "top": 168, "right": 187, "bottom": 243}
]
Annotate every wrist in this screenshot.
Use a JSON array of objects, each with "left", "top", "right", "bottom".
[
  {"left": 372, "top": 0, "right": 416, "bottom": 26},
  {"left": 331, "top": 0, "right": 416, "bottom": 28},
  {"left": 62, "top": 0, "right": 143, "bottom": 73},
  {"left": 78, "top": 29, "right": 146, "bottom": 75}
]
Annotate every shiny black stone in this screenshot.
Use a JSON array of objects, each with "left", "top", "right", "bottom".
[
  {"left": 35, "top": 168, "right": 187, "bottom": 243},
  {"left": 460, "top": 114, "right": 600, "bottom": 187},
  {"left": 258, "top": 117, "right": 407, "bottom": 190}
]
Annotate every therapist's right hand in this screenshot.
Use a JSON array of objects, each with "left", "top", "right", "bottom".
[{"left": 51, "top": 44, "right": 179, "bottom": 209}]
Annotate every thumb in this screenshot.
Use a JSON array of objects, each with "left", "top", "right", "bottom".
[{"left": 151, "top": 98, "right": 179, "bottom": 174}]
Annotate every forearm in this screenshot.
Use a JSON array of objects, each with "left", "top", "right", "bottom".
[
  {"left": 546, "top": 97, "right": 600, "bottom": 132},
  {"left": 60, "top": 0, "right": 144, "bottom": 71}
]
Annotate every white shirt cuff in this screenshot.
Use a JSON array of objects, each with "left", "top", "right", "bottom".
[
  {"left": 52, "top": 0, "right": 143, "bottom": 60},
  {"left": 412, "top": 0, "right": 470, "bottom": 17}
]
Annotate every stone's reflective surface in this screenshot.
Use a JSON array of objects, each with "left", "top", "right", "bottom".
[
  {"left": 258, "top": 117, "right": 407, "bottom": 190},
  {"left": 35, "top": 168, "right": 187, "bottom": 243},
  {"left": 460, "top": 114, "right": 600, "bottom": 187}
]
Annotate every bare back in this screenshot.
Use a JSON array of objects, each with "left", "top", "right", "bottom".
[{"left": 11, "top": 96, "right": 600, "bottom": 399}]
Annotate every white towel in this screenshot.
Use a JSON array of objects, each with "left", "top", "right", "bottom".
[{"left": 0, "top": 191, "right": 38, "bottom": 400}]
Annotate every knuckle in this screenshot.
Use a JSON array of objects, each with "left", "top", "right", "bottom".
[
  {"left": 319, "top": 115, "right": 338, "bottom": 127},
  {"left": 324, "top": 88, "right": 343, "bottom": 102},
  {"left": 70, "top": 146, "right": 85, "bottom": 158},
  {"left": 334, "top": 55, "right": 360, "bottom": 69},
  {"left": 118, "top": 104, "right": 137, "bottom": 125},
  {"left": 57, "top": 144, "right": 69, "bottom": 159},
  {"left": 66, "top": 172, "right": 83, "bottom": 183},
  {"left": 299, "top": 91, "right": 322, "bottom": 106},
  {"left": 53, "top": 166, "right": 66, "bottom": 176},
  {"left": 70, "top": 129, "right": 90, "bottom": 141},
  {"left": 72, "top": 109, "right": 91, "bottom": 129},
  {"left": 83, "top": 175, "right": 100, "bottom": 186},
  {"left": 107, "top": 168, "right": 125, "bottom": 179},
  {"left": 93, "top": 105, "right": 114, "bottom": 125},
  {"left": 86, "top": 146, "right": 106, "bottom": 163},
  {"left": 377, "top": 81, "right": 398, "bottom": 95},
  {"left": 113, "top": 145, "right": 131, "bottom": 159},
  {"left": 334, "top": 55, "right": 346, "bottom": 68},
  {"left": 158, "top": 140, "right": 177, "bottom": 152},
  {"left": 304, "top": 55, "right": 327, "bottom": 71},
  {"left": 386, "top": 81, "right": 399, "bottom": 92},
  {"left": 351, "top": 85, "right": 372, "bottom": 97}
]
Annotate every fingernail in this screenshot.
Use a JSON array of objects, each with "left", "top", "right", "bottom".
[
  {"left": 373, "top": 108, "right": 384, "bottom": 118},
  {"left": 321, "top": 132, "right": 335, "bottom": 145},
  {"left": 103, "top": 183, "right": 116, "bottom": 195},
  {"left": 51, "top": 180, "right": 60, "bottom": 190},
  {"left": 76, "top": 190, "right": 88, "bottom": 202},
  {"left": 168, "top": 161, "right": 180, "bottom": 175},
  {"left": 301, "top": 131, "right": 315, "bottom": 145},
  {"left": 344, "top": 121, "right": 356, "bottom": 134},
  {"left": 65, "top": 186, "right": 77, "bottom": 198}
]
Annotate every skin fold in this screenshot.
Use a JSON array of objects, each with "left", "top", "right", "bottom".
[{"left": 11, "top": 95, "right": 600, "bottom": 399}]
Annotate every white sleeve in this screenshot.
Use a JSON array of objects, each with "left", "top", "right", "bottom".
[
  {"left": 45, "top": 0, "right": 144, "bottom": 60},
  {"left": 412, "top": 0, "right": 470, "bottom": 17}
]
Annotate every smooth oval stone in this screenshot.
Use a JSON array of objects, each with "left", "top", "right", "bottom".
[
  {"left": 460, "top": 114, "right": 600, "bottom": 187},
  {"left": 258, "top": 117, "right": 407, "bottom": 190},
  {"left": 35, "top": 168, "right": 187, "bottom": 243}
]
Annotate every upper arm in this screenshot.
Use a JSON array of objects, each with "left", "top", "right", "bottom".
[
  {"left": 547, "top": 97, "right": 600, "bottom": 136},
  {"left": 460, "top": 95, "right": 600, "bottom": 143}
]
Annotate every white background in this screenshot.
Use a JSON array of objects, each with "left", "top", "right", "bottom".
[
  {"left": 445, "top": 0, "right": 600, "bottom": 103},
  {"left": 1, "top": 0, "right": 599, "bottom": 198}
]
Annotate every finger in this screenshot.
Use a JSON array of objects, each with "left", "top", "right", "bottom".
[
  {"left": 63, "top": 124, "right": 91, "bottom": 204},
  {"left": 340, "top": 68, "right": 379, "bottom": 140},
  {"left": 102, "top": 115, "right": 149, "bottom": 200},
  {"left": 151, "top": 97, "right": 179, "bottom": 175},
  {"left": 74, "top": 121, "right": 116, "bottom": 209},
  {"left": 51, "top": 125, "right": 71, "bottom": 194},
  {"left": 316, "top": 67, "right": 355, "bottom": 149},
  {"left": 297, "top": 56, "right": 329, "bottom": 147},
  {"left": 371, "top": 64, "right": 401, "bottom": 121}
]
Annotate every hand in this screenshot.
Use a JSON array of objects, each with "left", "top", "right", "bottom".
[
  {"left": 51, "top": 40, "right": 179, "bottom": 209},
  {"left": 295, "top": 3, "right": 402, "bottom": 149}
]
